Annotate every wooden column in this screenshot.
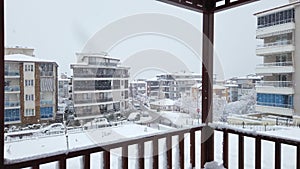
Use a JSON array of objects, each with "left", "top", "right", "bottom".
[
  {"left": 201, "top": 0, "right": 215, "bottom": 167},
  {"left": 0, "top": 0, "right": 4, "bottom": 167}
]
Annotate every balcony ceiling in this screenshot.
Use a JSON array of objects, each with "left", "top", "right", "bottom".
[{"left": 156, "top": 0, "right": 259, "bottom": 13}]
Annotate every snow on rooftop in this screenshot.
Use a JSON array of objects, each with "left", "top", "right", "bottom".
[
  {"left": 146, "top": 77, "right": 158, "bottom": 81},
  {"left": 4, "top": 124, "right": 160, "bottom": 161},
  {"left": 150, "top": 99, "right": 175, "bottom": 106},
  {"left": 213, "top": 85, "right": 226, "bottom": 90},
  {"left": 130, "top": 80, "right": 146, "bottom": 84},
  {"left": 5, "top": 54, "right": 56, "bottom": 63},
  {"left": 224, "top": 83, "right": 238, "bottom": 87}
]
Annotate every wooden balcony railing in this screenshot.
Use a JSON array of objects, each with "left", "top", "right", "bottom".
[{"left": 2, "top": 124, "right": 300, "bottom": 169}]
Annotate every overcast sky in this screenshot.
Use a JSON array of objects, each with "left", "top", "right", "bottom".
[{"left": 5, "top": 0, "right": 289, "bottom": 80}]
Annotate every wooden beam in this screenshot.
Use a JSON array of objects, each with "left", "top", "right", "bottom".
[
  {"left": 215, "top": 0, "right": 259, "bottom": 13},
  {"left": 156, "top": 0, "right": 203, "bottom": 13},
  {"left": 0, "top": 0, "right": 4, "bottom": 167}
]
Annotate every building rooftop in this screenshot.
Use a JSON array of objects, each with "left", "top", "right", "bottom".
[
  {"left": 254, "top": 1, "right": 300, "bottom": 16},
  {"left": 146, "top": 77, "right": 159, "bottom": 81},
  {"left": 5, "top": 54, "right": 57, "bottom": 64}
]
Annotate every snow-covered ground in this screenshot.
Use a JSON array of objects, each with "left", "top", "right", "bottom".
[
  {"left": 158, "top": 111, "right": 194, "bottom": 126},
  {"left": 4, "top": 122, "right": 300, "bottom": 169}
]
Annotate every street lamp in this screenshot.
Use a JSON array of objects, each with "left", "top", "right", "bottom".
[{"left": 63, "top": 103, "right": 76, "bottom": 152}]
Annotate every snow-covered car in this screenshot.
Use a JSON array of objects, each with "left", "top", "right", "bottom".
[{"left": 40, "top": 123, "right": 65, "bottom": 134}]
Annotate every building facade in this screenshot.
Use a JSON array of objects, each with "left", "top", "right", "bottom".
[
  {"left": 5, "top": 46, "right": 34, "bottom": 57},
  {"left": 5, "top": 53, "right": 58, "bottom": 125},
  {"left": 58, "top": 73, "right": 72, "bottom": 101},
  {"left": 225, "top": 75, "right": 261, "bottom": 102},
  {"left": 156, "top": 72, "right": 201, "bottom": 100},
  {"left": 255, "top": 0, "right": 300, "bottom": 118},
  {"left": 146, "top": 77, "right": 160, "bottom": 102},
  {"left": 70, "top": 53, "right": 130, "bottom": 120},
  {"left": 129, "top": 80, "right": 147, "bottom": 99}
]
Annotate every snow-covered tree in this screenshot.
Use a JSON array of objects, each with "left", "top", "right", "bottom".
[{"left": 222, "top": 89, "right": 257, "bottom": 121}]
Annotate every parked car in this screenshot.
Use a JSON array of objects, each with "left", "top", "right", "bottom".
[{"left": 40, "top": 123, "right": 65, "bottom": 134}]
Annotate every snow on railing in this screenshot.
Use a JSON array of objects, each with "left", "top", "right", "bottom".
[
  {"left": 3, "top": 124, "right": 300, "bottom": 169},
  {"left": 256, "top": 40, "right": 293, "bottom": 48},
  {"left": 255, "top": 81, "right": 293, "bottom": 88},
  {"left": 256, "top": 61, "right": 293, "bottom": 67}
]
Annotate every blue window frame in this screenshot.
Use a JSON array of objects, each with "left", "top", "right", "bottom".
[
  {"left": 40, "top": 107, "right": 53, "bottom": 119},
  {"left": 257, "top": 93, "right": 293, "bottom": 108},
  {"left": 4, "top": 109, "right": 20, "bottom": 122}
]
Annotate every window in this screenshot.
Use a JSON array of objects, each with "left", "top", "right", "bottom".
[
  {"left": 40, "top": 107, "right": 53, "bottom": 118},
  {"left": 25, "top": 80, "right": 34, "bottom": 86},
  {"left": 4, "top": 109, "right": 20, "bottom": 122},
  {"left": 258, "top": 9, "right": 295, "bottom": 28},
  {"left": 25, "top": 109, "right": 35, "bottom": 117},
  {"left": 24, "top": 64, "right": 34, "bottom": 72},
  {"left": 25, "top": 94, "right": 34, "bottom": 101}
]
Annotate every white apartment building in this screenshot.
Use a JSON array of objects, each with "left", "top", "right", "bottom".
[
  {"left": 255, "top": 0, "right": 300, "bottom": 118},
  {"left": 225, "top": 75, "right": 261, "bottom": 102},
  {"left": 146, "top": 77, "right": 160, "bottom": 102},
  {"left": 5, "top": 52, "right": 58, "bottom": 125},
  {"left": 58, "top": 73, "right": 72, "bottom": 101},
  {"left": 147, "top": 72, "right": 201, "bottom": 100},
  {"left": 129, "top": 80, "right": 147, "bottom": 99},
  {"left": 70, "top": 53, "right": 130, "bottom": 120}
]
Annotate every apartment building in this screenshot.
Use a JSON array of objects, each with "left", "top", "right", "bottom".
[
  {"left": 5, "top": 52, "right": 58, "bottom": 125},
  {"left": 70, "top": 53, "right": 130, "bottom": 120},
  {"left": 5, "top": 46, "right": 34, "bottom": 56},
  {"left": 58, "top": 73, "right": 71, "bottom": 100},
  {"left": 146, "top": 77, "right": 160, "bottom": 102},
  {"left": 225, "top": 75, "right": 261, "bottom": 102},
  {"left": 129, "top": 80, "right": 147, "bottom": 99},
  {"left": 156, "top": 72, "right": 202, "bottom": 100},
  {"left": 255, "top": 0, "right": 300, "bottom": 118}
]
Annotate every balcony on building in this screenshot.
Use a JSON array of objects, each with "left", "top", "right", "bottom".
[
  {"left": 40, "top": 100, "right": 53, "bottom": 106},
  {"left": 255, "top": 103, "right": 294, "bottom": 117},
  {"left": 256, "top": 92, "right": 294, "bottom": 117},
  {"left": 256, "top": 61, "right": 294, "bottom": 74},
  {"left": 256, "top": 8, "right": 295, "bottom": 37},
  {"left": 4, "top": 85, "right": 20, "bottom": 93},
  {"left": 4, "top": 71, "right": 20, "bottom": 78},
  {"left": 256, "top": 39, "right": 295, "bottom": 55},
  {"left": 256, "top": 81, "right": 294, "bottom": 94},
  {"left": 4, "top": 100, "right": 20, "bottom": 108}
]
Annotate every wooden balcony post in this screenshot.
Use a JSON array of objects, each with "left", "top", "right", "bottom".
[
  {"left": 275, "top": 141, "right": 281, "bottom": 169},
  {"left": 83, "top": 154, "right": 90, "bottom": 169},
  {"left": 297, "top": 145, "right": 300, "bottom": 169},
  {"left": 190, "top": 130, "right": 195, "bottom": 168},
  {"left": 223, "top": 130, "right": 228, "bottom": 168},
  {"left": 238, "top": 134, "right": 244, "bottom": 169},
  {"left": 59, "top": 158, "right": 67, "bottom": 169},
  {"left": 201, "top": 0, "right": 215, "bottom": 167},
  {"left": 0, "top": 0, "right": 4, "bottom": 167},
  {"left": 152, "top": 138, "right": 159, "bottom": 169},
  {"left": 179, "top": 133, "right": 184, "bottom": 169},
  {"left": 32, "top": 164, "right": 40, "bottom": 169},
  {"left": 166, "top": 135, "right": 172, "bottom": 169},
  {"left": 122, "top": 146, "right": 128, "bottom": 169},
  {"left": 103, "top": 150, "right": 110, "bottom": 169},
  {"left": 255, "top": 137, "right": 261, "bottom": 169},
  {"left": 138, "top": 142, "right": 145, "bottom": 169}
]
